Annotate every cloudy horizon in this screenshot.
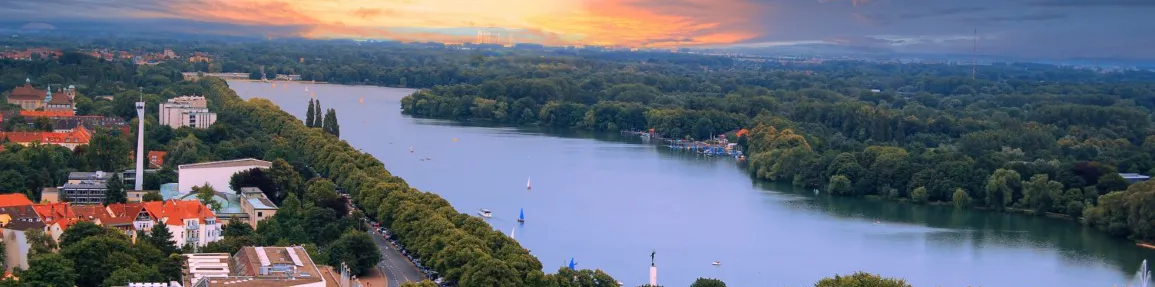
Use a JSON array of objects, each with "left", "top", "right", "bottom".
[{"left": 0, "top": 0, "right": 1152, "bottom": 60}]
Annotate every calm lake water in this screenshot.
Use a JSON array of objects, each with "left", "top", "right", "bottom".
[{"left": 231, "top": 80, "right": 1155, "bottom": 287}]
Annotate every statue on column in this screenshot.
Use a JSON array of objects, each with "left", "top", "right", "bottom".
[{"left": 650, "top": 250, "right": 655, "bottom": 266}]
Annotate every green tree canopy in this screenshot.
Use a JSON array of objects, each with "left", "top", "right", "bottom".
[
  {"left": 689, "top": 277, "right": 726, "bottom": 287},
  {"left": 814, "top": 272, "right": 911, "bottom": 287},
  {"left": 21, "top": 253, "right": 77, "bottom": 287},
  {"left": 105, "top": 173, "right": 127, "bottom": 204}
]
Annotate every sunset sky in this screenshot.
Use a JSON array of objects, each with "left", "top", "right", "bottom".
[{"left": 3, "top": 0, "right": 1154, "bottom": 59}]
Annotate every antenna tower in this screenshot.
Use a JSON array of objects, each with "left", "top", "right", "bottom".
[{"left": 972, "top": 28, "right": 977, "bottom": 80}]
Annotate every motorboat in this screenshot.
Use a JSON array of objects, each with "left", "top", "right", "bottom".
[
  {"left": 478, "top": 209, "right": 492, "bottom": 218},
  {"left": 711, "top": 261, "right": 721, "bottom": 266}
]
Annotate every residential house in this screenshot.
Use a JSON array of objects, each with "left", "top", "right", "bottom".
[
  {"left": 71, "top": 204, "right": 114, "bottom": 229},
  {"left": 238, "top": 188, "right": 278, "bottom": 228},
  {"left": 0, "top": 194, "right": 45, "bottom": 271},
  {"left": 184, "top": 246, "right": 325, "bottom": 287},
  {"left": 142, "top": 200, "right": 221, "bottom": 247},
  {"left": 178, "top": 158, "right": 272, "bottom": 194},
  {"left": 159, "top": 96, "right": 217, "bottom": 129},
  {"left": 106, "top": 203, "right": 152, "bottom": 240},
  {"left": 32, "top": 202, "right": 77, "bottom": 242},
  {"left": 128, "top": 151, "right": 168, "bottom": 169}
]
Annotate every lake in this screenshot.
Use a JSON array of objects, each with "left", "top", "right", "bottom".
[{"left": 231, "top": 80, "right": 1154, "bottom": 287}]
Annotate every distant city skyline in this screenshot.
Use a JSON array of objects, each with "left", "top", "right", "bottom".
[{"left": 0, "top": 0, "right": 1152, "bottom": 60}]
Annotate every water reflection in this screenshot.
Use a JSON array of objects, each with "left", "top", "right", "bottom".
[{"left": 759, "top": 181, "right": 1155, "bottom": 277}]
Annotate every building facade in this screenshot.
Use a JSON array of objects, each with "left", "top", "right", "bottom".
[
  {"left": 0, "top": 125, "right": 92, "bottom": 150},
  {"left": 44, "top": 85, "right": 75, "bottom": 111},
  {"left": 61, "top": 171, "right": 113, "bottom": 204},
  {"left": 142, "top": 200, "right": 222, "bottom": 247},
  {"left": 178, "top": 159, "right": 272, "bottom": 194},
  {"left": 6, "top": 79, "right": 46, "bottom": 110},
  {"left": 238, "top": 188, "right": 278, "bottom": 228},
  {"left": 0, "top": 197, "right": 45, "bottom": 272},
  {"left": 159, "top": 96, "right": 217, "bottom": 129}
]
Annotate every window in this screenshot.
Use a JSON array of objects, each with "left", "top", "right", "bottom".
[{"left": 257, "top": 212, "right": 263, "bottom": 217}]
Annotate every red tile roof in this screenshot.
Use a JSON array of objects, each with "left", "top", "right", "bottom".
[
  {"left": 142, "top": 200, "right": 215, "bottom": 226},
  {"left": 21, "top": 110, "right": 75, "bottom": 117},
  {"left": 72, "top": 205, "right": 114, "bottom": 222},
  {"left": 8, "top": 83, "right": 46, "bottom": 101},
  {"left": 47, "top": 91, "right": 73, "bottom": 106},
  {"left": 0, "top": 193, "right": 33, "bottom": 208},
  {"left": 0, "top": 125, "right": 91, "bottom": 146},
  {"left": 54, "top": 217, "right": 79, "bottom": 231},
  {"left": 32, "top": 202, "right": 75, "bottom": 225},
  {"left": 149, "top": 151, "right": 167, "bottom": 168},
  {"left": 129, "top": 151, "right": 168, "bottom": 169}
]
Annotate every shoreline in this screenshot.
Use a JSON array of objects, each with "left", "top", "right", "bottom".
[{"left": 268, "top": 79, "right": 1150, "bottom": 251}]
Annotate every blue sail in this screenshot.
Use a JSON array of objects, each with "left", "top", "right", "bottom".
[
  {"left": 519, "top": 208, "right": 525, "bottom": 221},
  {"left": 568, "top": 257, "right": 576, "bottom": 270}
]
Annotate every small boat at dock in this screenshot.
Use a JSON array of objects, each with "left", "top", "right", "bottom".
[{"left": 478, "top": 209, "right": 492, "bottom": 218}]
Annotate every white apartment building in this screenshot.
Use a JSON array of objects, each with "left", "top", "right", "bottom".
[
  {"left": 159, "top": 96, "right": 217, "bottom": 129},
  {"left": 143, "top": 200, "right": 222, "bottom": 247}
]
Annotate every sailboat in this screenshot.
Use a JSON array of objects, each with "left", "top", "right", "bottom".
[
  {"left": 510, "top": 227, "right": 516, "bottom": 240},
  {"left": 305, "top": 86, "right": 309, "bottom": 92},
  {"left": 359, "top": 96, "right": 365, "bottom": 104},
  {"left": 527, "top": 177, "right": 532, "bottom": 191},
  {"left": 518, "top": 208, "right": 525, "bottom": 223},
  {"left": 568, "top": 258, "right": 577, "bottom": 270},
  {"left": 410, "top": 146, "right": 415, "bottom": 153}
]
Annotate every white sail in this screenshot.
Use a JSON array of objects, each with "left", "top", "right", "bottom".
[
  {"left": 410, "top": 145, "right": 414, "bottom": 153},
  {"left": 511, "top": 227, "right": 516, "bottom": 240},
  {"left": 527, "top": 177, "right": 532, "bottom": 190}
]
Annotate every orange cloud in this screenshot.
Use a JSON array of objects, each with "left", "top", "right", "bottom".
[{"left": 136, "top": 0, "right": 765, "bottom": 47}]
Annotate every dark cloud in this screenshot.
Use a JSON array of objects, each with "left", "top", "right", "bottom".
[
  {"left": 855, "top": 6, "right": 987, "bottom": 26},
  {"left": 957, "top": 12, "right": 1069, "bottom": 25}
]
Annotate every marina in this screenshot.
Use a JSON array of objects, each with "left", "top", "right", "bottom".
[{"left": 621, "top": 130, "right": 745, "bottom": 158}]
